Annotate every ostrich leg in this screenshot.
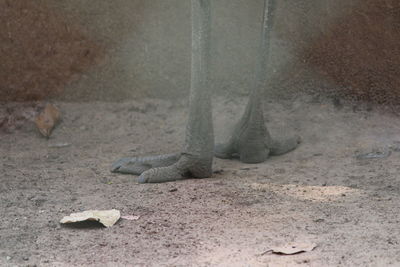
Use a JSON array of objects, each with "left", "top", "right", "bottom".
[
  {"left": 215, "top": 0, "right": 300, "bottom": 163},
  {"left": 111, "top": 0, "right": 214, "bottom": 183}
]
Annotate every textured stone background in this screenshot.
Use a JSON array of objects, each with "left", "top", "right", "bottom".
[{"left": 1, "top": 0, "right": 399, "bottom": 104}]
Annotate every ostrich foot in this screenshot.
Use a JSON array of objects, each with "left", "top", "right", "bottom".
[
  {"left": 215, "top": 130, "right": 300, "bottom": 163},
  {"left": 111, "top": 153, "right": 213, "bottom": 183}
]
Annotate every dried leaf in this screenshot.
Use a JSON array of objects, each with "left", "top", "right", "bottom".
[
  {"left": 121, "top": 215, "right": 140, "bottom": 221},
  {"left": 35, "top": 103, "right": 60, "bottom": 138},
  {"left": 264, "top": 243, "right": 317, "bottom": 255},
  {"left": 60, "top": 209, "right": 120, "bottom": 228}
]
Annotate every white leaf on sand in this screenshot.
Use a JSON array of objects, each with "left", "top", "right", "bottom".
[
  {"left": 60, "top": 209, "right": 121, "bottom": 228},
  {"left": 263, "top": 243, "right": 317, "bottom": 255},
  {"left": 121, "top": 215, "right": 140, "bottom": 221}
]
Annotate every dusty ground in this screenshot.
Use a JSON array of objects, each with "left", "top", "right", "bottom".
[{"left": 1, "top": 95, "right": 400, "bottom": 267}]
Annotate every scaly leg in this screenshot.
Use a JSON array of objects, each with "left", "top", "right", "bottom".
[
  {"left": 215, "top": 0, "right": 300, "bottom": 163},
  {"left": 111, "top": 0, "right": 214, "bottom": 183}
]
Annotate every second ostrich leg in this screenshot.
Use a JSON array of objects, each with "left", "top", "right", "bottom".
[
  {"left": 215, "top": 0, "right": 300, "bottom": 163},
  {"left": 111, "top": 0, "right": 213, "bottom": 183}
]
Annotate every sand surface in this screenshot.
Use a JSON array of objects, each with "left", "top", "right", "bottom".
[{"left": 1, "top": 95, "right": 400, "bottom": 266}]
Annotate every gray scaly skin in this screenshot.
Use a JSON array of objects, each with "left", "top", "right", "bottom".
[
  {"left": 214, "top": 0, "right": 300, "bottom": 163},
  {"left": 111, "top": 0, "right": 300, "bottom": 183},
  {"left": 112, "top": 0, "right": 214, "bottom": 183}
]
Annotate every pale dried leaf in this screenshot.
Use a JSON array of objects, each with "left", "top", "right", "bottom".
[
  {"left": 269, "top": 243, "right": 317, "bottom": 255},
  {"left": 60, "top": 209, "right": 120, "bottom": 228}
]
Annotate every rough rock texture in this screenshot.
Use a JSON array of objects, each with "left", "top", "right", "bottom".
[
  {"left": 0, "top": 0, "right": 103, "bottom": 101},
  {"left": 0, "top": 0, "right": 399, "bottom": 105},
  {"left": 308, "top": 0, "right": 400, "bottom": 105}
]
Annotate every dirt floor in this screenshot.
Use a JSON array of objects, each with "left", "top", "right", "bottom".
[{"left": 1, "top": 95, "right": 400, "bottom": 266}]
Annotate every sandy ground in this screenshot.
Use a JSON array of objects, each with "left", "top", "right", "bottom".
[{"left": 1, "top": 95, "right": 400, "bottom": 267}]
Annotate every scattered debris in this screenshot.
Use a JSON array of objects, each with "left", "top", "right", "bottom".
[
  {"left": 48, "top": 143, "right": 71, "bottom": 148},
  {"left": 213, "top": 169, "right": 224, "bottom": 174},
  {"left": 35, "top": 103, "right": 61, "bottom": 138},
  {"left": 60, "top": 209, "right": 120, "bottom": 228},
  {"left": 121, "top": 215, "right": 140, "bottom": 221},
  {"left": 355, "top": 149, "right": 391, "bottom": 160},
  {"left": 356, "top": 142, "right": 400, "bottom": 159},
  {"left": 261, "top": 242, "right": 317, "bottom": 256},
  {"left": 0, "top": 102, "right": 43, "bottom": 132},
  {"left": 389, "top": 141, "right": 400, "bottom": 152}
]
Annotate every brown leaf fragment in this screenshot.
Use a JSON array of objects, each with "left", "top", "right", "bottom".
[{"left": 35, "top": 103, "right": 60, "bottom": 137}]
